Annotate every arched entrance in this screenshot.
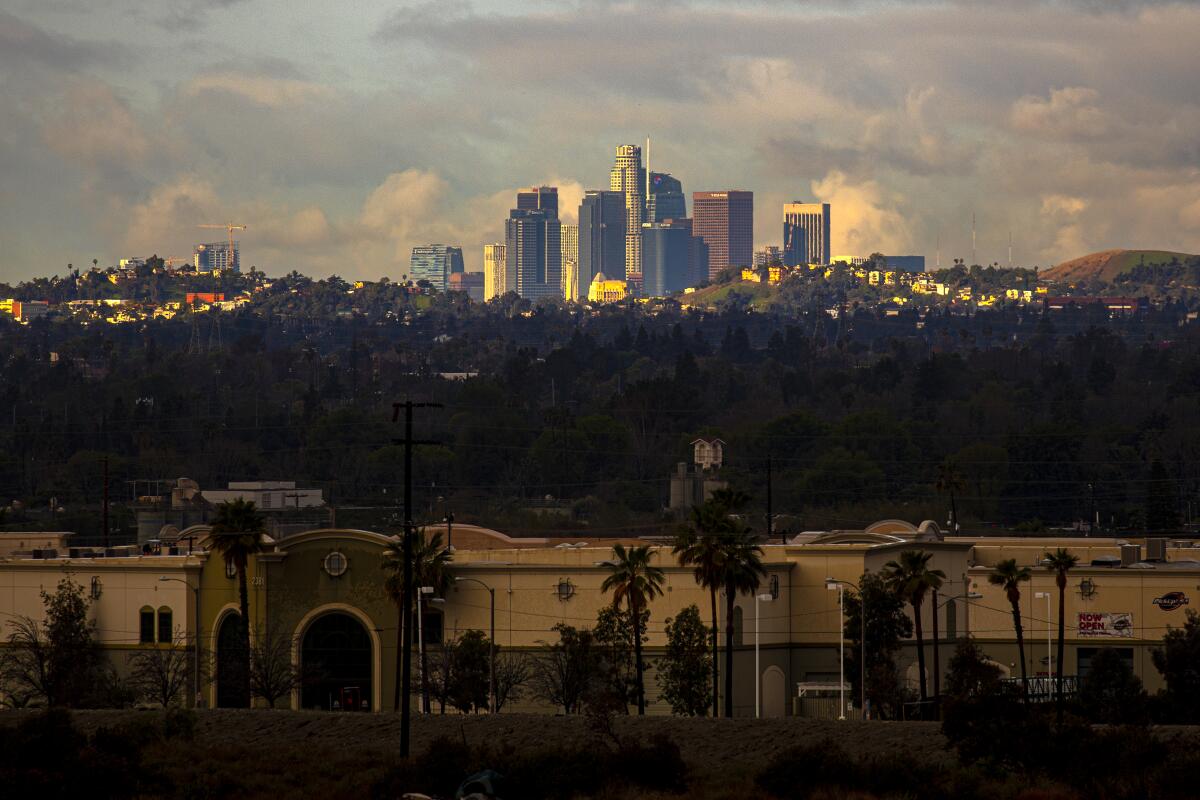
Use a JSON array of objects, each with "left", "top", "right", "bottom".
[
  {"left": 762, "top": 666, "right": 786, "bottom": 718},
  {"left": 301, "top": 612, "right": 373, "bottom": 711},
  {"left": 215, "top": 612, "right": 249, "bottom": 708}
]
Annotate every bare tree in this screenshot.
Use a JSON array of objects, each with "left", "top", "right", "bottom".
[
  {"left": 249, "top": 625, "right": 301, "bottom": 709},
  {"left": 530, "top": 624, "right": 602, "bottom": 714},
  {"left": 493, "top": 652, "right": 531, "bottom": 713},
  {"left": 428, "top": 641, "right": 457, "bottom": 714},
  {"left": 1, "top": 616, "right": 49, "bottom": 708},
  {"left": 128, "top": 627, "right": 204, "bottom": 707}
]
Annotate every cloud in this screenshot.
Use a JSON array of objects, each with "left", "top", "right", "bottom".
[
  {"left": 1040, "top": 194, "right": 1088, "bottom": 217},
  {"left": 811, "top": 171, "right": 914, "bottom": 256},
  {"left": 40, "top": 79, "right": 150, "bottom": 170},
  {"left": 1011, "top": 87, "right": 1109, "bottom": 139},
  {"left": 184, "top": 72, "right": 335, "bottom": 108}
]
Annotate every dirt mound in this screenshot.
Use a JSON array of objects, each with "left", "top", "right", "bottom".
[{"left": 1044, "top": 249, "right": 1196, "bottom": 282}]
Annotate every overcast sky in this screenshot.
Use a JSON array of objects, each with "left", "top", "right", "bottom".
[{"left": 2, "top": 0, "right": 1199, "bottom": 281}]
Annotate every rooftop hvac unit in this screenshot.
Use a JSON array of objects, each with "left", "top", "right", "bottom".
[
  {"left": 1120, "top": 544, "right": 1142, "bottom": 567},
  {"left": 1146, "top": 538, "right": 1168, "bottom": 562}
]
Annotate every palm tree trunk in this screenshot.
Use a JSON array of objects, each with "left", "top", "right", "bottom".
[
  {"left": 393, "top": 599, "right": 403, "bottom": 712},
  {"left": 710, "top": 588, "right": 719, "bottom": 718},
  {"left": 1011, "top": 599, "right": 1029, "bottom": 700},
  {"left": 238, "top": 566, "right": 252, "bottom": 708},
  {"left": 912, "top": 600, "right": 927, "bottom": 702},
  {"left": 419, "top": 603, "right": 430, "bottom": 714},
  {"left": 633, "top": 597, "right": 645, "bottom": 715},
  {"left": 1056, "top": 577, "right": 1066, "bottom": 726},
  {"left": 724, "top": 587, "right": 736, "bottom": 718}
]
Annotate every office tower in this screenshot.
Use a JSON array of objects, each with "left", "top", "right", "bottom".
[
  {"left": 560, "top": 224, "right": 578, "bottom": 269},
  {"left": 754, "top": 246, "right": 783, "bottom": 268},
  {"left": 193, "top": 242, "right": 238, "bottom": 273},
  {"left": 409, "top": 244, "right": 463, "bottom": 291},
  {"left": 692, "top": 190, "right": 753, "bottom": 279},
  {"left": 517, "top": 186, "right": 558, "bottom": 217},
  {"left": 483, "top": 243, "right": 507, "bottom": 300},
  {"left": 610, "top": 145, "right": 645, "bottom": 285},
  {"left": 647, "top": 172, "right": 686, "bottom": 222},
  {"left": 562, "top": 260, "right": 580, "bottom": 302},
  {"left": 578, "top": 190, "right": 626, "bottom": 287},
  {"left": 448, "top": 272, "right": 485, "bottom": 302},
  {"left": 641, "top": 219, "right": 704, "bottom": 297},
  {"left": 783, "top": 202, "right": 831, "bottom": 266},
  {"left": 504, "top": 198, "right": 562, "bottom": 300}
]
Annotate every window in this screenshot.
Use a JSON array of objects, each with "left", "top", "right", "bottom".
[
  {"left": 158, "top": 608, "right": 173, "bottom": 644},
  {"left": 422, "top": 608, "right": 444, "bottom": 646},
  {"left": 324, "top": 551, "right": 348, "bottom": 577},
  {"left": 225, "top": 560, "right": 237, "bottom": 579},
  {"left": 139, "top": 608, "right": 155, "bottom": 644}
]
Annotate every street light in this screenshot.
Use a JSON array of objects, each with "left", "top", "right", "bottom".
[
  {"left": 754, "top": 592, "right": 773, "bottom": 719},
  {"left": 1034, "top": 591, "right": 1052, "bottom": 679},
  {"left": 454, "top": 576, "right": 496, "bottom": 714},
  {"left": 825, "top": 579, "right": 847, "bottom": 720},
  {"left": 159, "top": 575, "right": 202, "bottom": 708}
]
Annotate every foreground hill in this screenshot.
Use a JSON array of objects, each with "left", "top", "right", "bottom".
[{"left": 1044, "top": 249, "right": 1198, "bottom": 283}]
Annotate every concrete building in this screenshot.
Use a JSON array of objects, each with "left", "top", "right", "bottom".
[
  {"left": 783, "top": 202, "right": 831, "bottom": 266},
  {"left": 517, "top": 186, "right": 558, "bottom": 217},
  {"left": 562, "top": 260, "right": 580, "bottom": 302},
  {"left": 586, "top": 273, "right": 628, "bottom": 303},
  {"left": 754, "top": 246, "right": 784, "bottom": 268},
  {"left": 610, "top": 145, "right": 645, "bottom": 289},
  {"left": 409, "top": 245, "right": 465, "bottom": 291},
  {"left": 647, "top": 172, "right": 686, "bottom": 222},
  {"left": 194, "top": 242, "right": 238, "bottom": 273},
  {"left": 505, "top": 197, "right": 562, "bottom": 301},
  {"left": 559, "top": 223, "right": 578, "bottom": 300},
  {"left": 693, "top": 190, "right": 754, "bottom": 279},
  {"left": 483, "top": 243, "right": 506, "bottom": 301},
  {"left": 578, "top": 190, "right": 626, "bottom": 287},
  {"left": 0, "top": 299, "right": 50, "bottom": 322},
  {"left": 448, "top": 271, "right": 485, "bottom": 302}
]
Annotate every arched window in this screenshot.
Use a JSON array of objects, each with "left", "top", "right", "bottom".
[
  {"left": 139, "top": 607, "right": 156, "bottom": 644},
  {"left": 158, "top": 607, "right": 173, "bottom": 644}
]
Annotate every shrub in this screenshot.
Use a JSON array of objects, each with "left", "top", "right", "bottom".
[{"left": 754, "top": 739, "right": 856, "bottom": 799}]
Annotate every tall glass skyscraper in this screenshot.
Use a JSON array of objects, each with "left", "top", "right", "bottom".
[
  {"left": 483, "top": 243, "right": 506, "bottom": 300},
  {"left": 783, "top": 202, "right": 831, "bottom": 266},
  {"left": 610, "top": 145, "right": 645, "bottom": 288},
  {"left": 646, "top": 172, "right": 686, "bottom": 222},
  {"left": 578, "top": 190, "right": 626, "bottom": 287},
  {"left": 504, "top": 189, "right": 562, "bottom": 300},
  {"left": 409, "top": 245, "right": 464, "bottom": 290},
  {"left": 642, "top": 219, "right": 703, "bottom": 297}
]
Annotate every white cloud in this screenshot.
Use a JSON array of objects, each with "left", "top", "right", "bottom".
[
  {"left": 811, "top": 171, "right": 914, "bottom": 256},
  {"left": 184, "top": 72, "right": 335, "bottom": 108},
  {"left": 1011, "top": 87, "right": 1108, "bottom": 139}
]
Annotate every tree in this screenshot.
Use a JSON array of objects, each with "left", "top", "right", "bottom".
[
  {"left": 531, "top": 623, "right": 602, "bottom": 714},
  {"left": 382, "top": 528, "right": 452, "bottom": 712},
  {"left": 882, "top": 550, "right": 945, "bottom": 703},
  {"left": 1145, "top": 459, "right": 1179, "bottom": 531},
  {"left": 593, "top": 605, "right": 648, "bottom": 711},
  {"left": 1079, "top": 649, "right": 1148, "bottom": 725},
  {"left": 658, "top": 605, "right": 712, "bottom": 716},
  {"left": 248, "top": 624, "right": 302, "bottom": 709},
  {"left": 1043, "top": 547, "right": 1079, "bottom": 724},
  {"left": 1152, "top": 609, "right": 1200, "bottom": 722},
  {"left": 989, "top": 558, "right": 1032, "bottom": 699},
  {"left": 600, "top": 543, "right": 665, "bottom": 715},
  {"left": 943, "top": 636, "right": 1003, "bottom": 703},
  {"left": 843, "top": 572, "right": 912, "bottom": 718},
  {"left": 3, "top": 577, "right": 100, "bottom": 707},
  {"left": 719, "top": 527, "right": 766, "bottom": 718},
  {"left": 127, "top": 628, "right": 202, "bottom": 708},
  {"left": 208, "top": 499, "right": 266, "bottom": 708},
  {"left": 935, "top": 459, "right": 965, "bottom": 533},
  {"left": 493, "top": 652, "right": 531, "bottom": 713},
  {"left": 449, "top": 629, "right": 491, "bottom": 713}
]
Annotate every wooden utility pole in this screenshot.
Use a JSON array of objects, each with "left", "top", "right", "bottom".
[
  {"left": 391, "top": 400, "right": 442, "bottom": 758},
  {"left": 102, "top": 456, "right": 109, "bottom": 548},
  {"left": 766, "top": 453, "right": 774, "bottom": 542}
]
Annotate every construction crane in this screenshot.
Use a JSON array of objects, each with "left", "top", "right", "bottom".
[{"left": 198, "top": 222, "right": 247, "bottom": 272}]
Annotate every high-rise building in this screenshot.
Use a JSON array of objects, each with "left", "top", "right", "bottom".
[
  {"left": 783, "top": 202, "right": 831, "bottom": 266},
  {"left": 578, "top": 190, "right": 626, "bottom": 287},
  {"left": 754, "top": 246, "right": 784, "bottom": 268},
  {"left": 448, "top": 271, "right": 485, "bottom": 302},
  {"left": 483, "top": 243, "right": 507, "bottom": 300},
  {"left": 692, "top": 191, "right": 753, "bottom": 279},
  {"left": 517, "top": 186, "right": 558, "bottom": 217},
  {"left": 504, "top": 191, "right": 562, "bottom": 301},
  {"left": 560, "top": 224, "right": 578, "bottom": 270},
  {"left": 562, "top": 260, "right": 580, "bottom": 302},
  {"left": 194, "top": 242, "right": 238, "bottom": 273},
  {"left": 641, "top": 219, "right": 704, "bottom": 297},
  {"left": 409, "top": 244, "right": 464, "bottom": 291},
  {"left": 647, "top": 172, "right": 686, "bottom": 222},
  {"left": 610, "top": 145, "right": 645, "bottom": 287}
]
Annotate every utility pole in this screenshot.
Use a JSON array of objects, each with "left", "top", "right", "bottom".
[
  {"left": 765, "top": 453, "right": 774, "bottom": 542},
  {"left": 391, "top": 400, "right": 442, "bottom": 758},
  {"left": 102, "top": 456, "right": 110, "bottom": 548}
]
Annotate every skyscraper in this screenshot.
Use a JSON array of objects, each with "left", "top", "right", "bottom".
[
  {"left": 483, "top": 243, "right": 506, "bottom": 300},
  {"left": 409, "top": 245, "right": 464, "bottom": 291},
  {"left": 578, "top": 190, "right": 626, "bottom": 287},
  {"left": 504, "top": 188, "right": 561, "bottom": 300},
  {"left": 642, "top": 219, "right": 704, "bottom": 297},
  {"left": 560, "top": 223, "right": 578, "bottom": 300},
  {"left": 692, "top": 190, "right": 753, "bottom": 279},
  {"left": 194, "top": 242, "right": 238, "bottom": 273},
  {"left": 646, "top": 172, "right": 686, "bottom": 222},
  {"left": 610, "top": 145, "right": 645, "bottom": 287},
  {"left": 783, "top": 202, "right": 831, "bottom": 266}
]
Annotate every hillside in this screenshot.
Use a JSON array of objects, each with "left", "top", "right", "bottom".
[{"left": 1044, "top": 249, "right": 1197, "bottom": 283}]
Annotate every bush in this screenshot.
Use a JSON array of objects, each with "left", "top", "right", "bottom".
[{"left": 755, "top": 739, "right": 856, "bottom": 799}]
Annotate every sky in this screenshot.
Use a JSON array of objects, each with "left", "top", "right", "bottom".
[{"left": 2, "top": 0, "right": 1199, "bottom": 282}]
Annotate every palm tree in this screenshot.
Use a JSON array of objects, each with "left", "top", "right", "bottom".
[
  {"left": 208, "top": 499, "right": 267, "bottom": 708},
  {"left": 1043, "top": 548, "right": 1079, "bottom": 724},
  {"left": 601, "top": 544, "right": 665, "bottom": 715},
  {"left": 883, "top": 550, "right": 945, "bottom": 703},
  {"left": 989, "top": 559, "right": 1033, "bottom": 699},
  {"left": 718, "top": 527, "right": 766, "bottom": 718},
  {"left": 935, "top": 460, "right": 965, "bottom": 534},
  {"left": 382, "top": 529, "right": 452, "bottom": 713}
]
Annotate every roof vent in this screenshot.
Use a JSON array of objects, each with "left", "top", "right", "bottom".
[
  {"left": 1120, "top": 544, "right": 1142, "bottom": 567},
  {"left": 1146, "top": 538, "right": 1168, "bottom": 562}
]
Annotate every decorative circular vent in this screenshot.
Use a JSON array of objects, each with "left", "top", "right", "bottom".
[{"left": 324, "top": 551, "right": 348, "bottom": 578}]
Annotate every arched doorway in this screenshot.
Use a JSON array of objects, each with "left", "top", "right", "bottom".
[
  {"left": 216, "top": 612, "right": 249, "bottom": 708},
  {"left": 762, "top": 666, "right": 786, "bottom": 718},
  {"left": 302, "top": 612, "right": 373, "bottom": 711}
]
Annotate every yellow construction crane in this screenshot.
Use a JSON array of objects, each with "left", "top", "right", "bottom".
[{"left": 198, "top": 222, "right": 247, "bottom": 271}]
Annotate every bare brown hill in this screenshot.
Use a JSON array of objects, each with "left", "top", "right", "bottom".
[{"left": 1044, "top": 249, "right": 1196, "bottom": 283}]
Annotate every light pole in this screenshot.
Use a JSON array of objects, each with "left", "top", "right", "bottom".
[
  {"left": 826, "top": 578, "right": 858, "bottom": 719},
  {"left": 825, "top": 579, "right": 846, "bottom": 720},
  {"left": 159, "top": 575, "right": 202, "bottom": 708},
  {"left": 1034, "top": 591, "right": 1052, "bottom": 679},
  {"left": 454, "top": 576, "right": 496, "bottom": 713},
  {"left": 754, "top": 592, "right": 773, "bottom": 719}
]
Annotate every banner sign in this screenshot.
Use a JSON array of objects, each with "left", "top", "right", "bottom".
[
  {"left": 1153, "top": 592, "right": 1190, "bottom": 611},
  {"left": 1078, "top": 611, "right": 1133, "bottom": 638}
]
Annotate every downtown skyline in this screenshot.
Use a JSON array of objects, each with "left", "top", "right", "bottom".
[{"left": 3, "top": 1, "right": 1200, "bottom": 282}]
